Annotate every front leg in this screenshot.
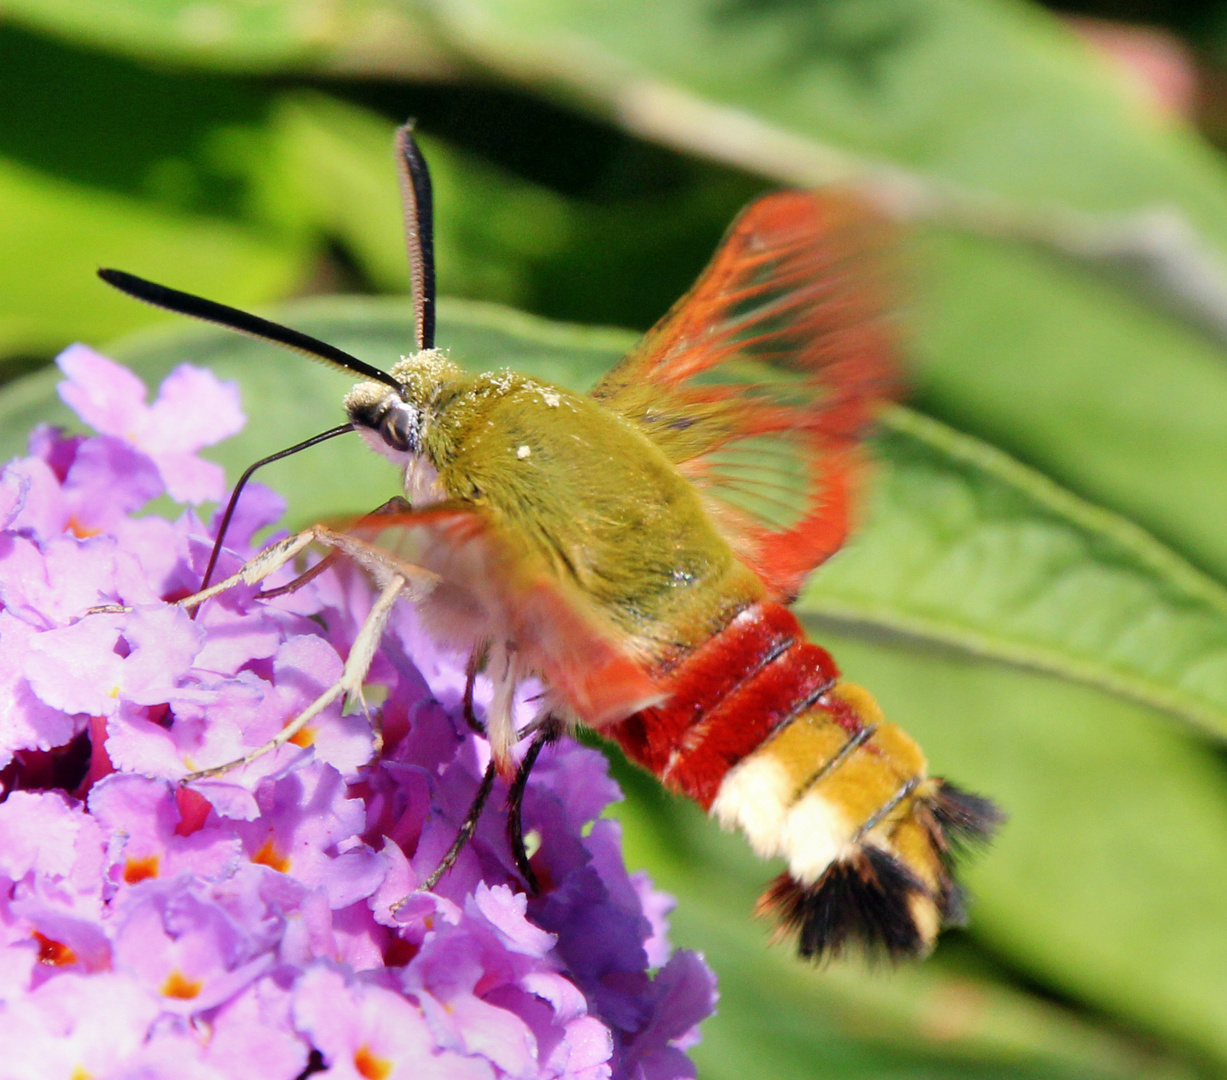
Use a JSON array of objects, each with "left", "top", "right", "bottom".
[
  {"left": 184, "top": 572, "right": 408, "bottom": 781},
  {"left": 167, "top": 501, "right": 489, "bottom": 782},
  {"left": 178, "top": 529, "right": 321, "bottom": 614},
  {"left": 178, "top": 516, "right": 455, "bottom": 781},
  {"left": 179, "top": 497, "right": 419, "bottom": 614}
]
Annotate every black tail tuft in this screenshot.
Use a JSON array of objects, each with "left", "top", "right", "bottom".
[
  {"left": 757, "top": 847, "right": 930, "bottom": 962},
  {"left": 756, "top": 782, "right": 1003, "bottom": 962},
  {"left": 930, "top": 781, "right": 1005, "bottom": 852}
]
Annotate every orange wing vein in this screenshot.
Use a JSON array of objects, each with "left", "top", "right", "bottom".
[
  {"left": 346, "top": 506, "right": 663, "bottom": 726},
  {"left": 592, "top": 189, "right": 899, "bottom": 602}
]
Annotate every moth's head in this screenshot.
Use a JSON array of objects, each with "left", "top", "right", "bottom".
[{"left": 343, "top": 348, "right": 462, "bottom": 465}]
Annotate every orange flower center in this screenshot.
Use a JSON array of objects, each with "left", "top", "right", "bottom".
[
  {"left": 353, "top": 1045, "right": 392, "bottom": 1080},
  {"left": 33, "top": 931, "right": 78, "bottom": 966},
  {"left": 123, "top": 854, "right": 160, "bottom": 884},
  {"left": 160, "top": 969, "right": 203, "bottom": 999}
]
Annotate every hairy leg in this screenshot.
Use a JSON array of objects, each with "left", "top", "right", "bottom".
[
  {"left": 182, "top": 572, "right": 407, "bottom": 781},
  {"left": 175, "top": 515, "right": 441, "bottom": 781},
  {"left": 417, "top": 761, "right": 498, "bottom": 894},
  {"left": 505, "top": 728, "right": 557, "bottom": 893}
]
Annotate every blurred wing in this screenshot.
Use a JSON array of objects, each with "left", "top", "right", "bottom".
[
  {"left": 343, "top": 504, "right": 662, "bottom": 725},
  {"left": 592, "top": 190, "right": 899, "bottom": 601}
]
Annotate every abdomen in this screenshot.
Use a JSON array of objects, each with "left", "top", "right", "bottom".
[{"left": 608, "top": 601, "right": 1000, "bottom": 960}]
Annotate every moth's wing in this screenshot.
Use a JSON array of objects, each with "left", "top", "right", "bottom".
[
  {"left": 345, "top": 504, "right": 663, "bottom": 725},
  {"left": 592, "top": 190, "right": 898, "bottom": 602}
]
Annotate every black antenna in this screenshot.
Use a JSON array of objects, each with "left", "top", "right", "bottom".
[
  {"left": 97, "top": 269, "right": 404, "bottom": 394},
  {"left": 103, "top": 126, "right": 441, "bottom": 598},
  {"left": 396, "top": 123, "right": 436, "bottom": 351},
  {"left": 199, "top": 423, "right": 355, "bottom": 593}
]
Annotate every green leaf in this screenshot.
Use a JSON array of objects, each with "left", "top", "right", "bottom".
[
  {"left": 0, "top": 25, "right": 311, "bottom": 358},
  {"left": 914, "top": 225, "right": 1227, "bottom": 589},
  {"left": 0, "top": 0, "right": 454, "bottom": 75},
  {"left": 2, "top": 295, "right": 1226, "bottom": 1063},
  {"left": 802, "top": 405, "right": 1227, "bottom": 743},
  {"left": 418, "top": 0, "right": 1227, "bottom": 597}
]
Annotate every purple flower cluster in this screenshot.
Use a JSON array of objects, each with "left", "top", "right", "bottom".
[{"left": 0, "top": 347, "right": 716, "bottom": 1079}]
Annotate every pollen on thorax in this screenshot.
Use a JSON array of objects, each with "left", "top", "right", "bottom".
[{"left": 516, "top": 444, "right": 531, "bottom": 459}]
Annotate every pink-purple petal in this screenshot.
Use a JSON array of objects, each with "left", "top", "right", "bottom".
[
  {"left": 0, "top": 352, "right": 716, "bottom": 1079},
  {"left": 2, "top": 456, "right": 68, "bottom": 538},
  {"left": 0, "top": 790, "right": 83, "bottom": 881},
  {"left": 56, "top": 345, "right": 150, "bottom": 440},
  {"left": 0, "top": 612, "right": 79, "bottom": 765},
  {"left": 146, "top": 363, "right": 245, "bottom": 454}
]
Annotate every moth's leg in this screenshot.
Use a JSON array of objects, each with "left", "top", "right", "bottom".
[
  {"left": 182, "top": 497, "right": 416, "bottom": 611},
  {"left": 258, "top": 498, "right": 413, "bottom": 600},
  {"left": 178, "top": 529, "right": 321, "bottom": 614},
  {"left": 361, "top": 496, "right": 412, "bottom": 518},
  {"left": 175, "top": 503, "right": 483, "bottom": 782},
  {"left": 409, "top": 726, "right": 551, "bottom": 898},
  {"left": 418, "top": 760, "right": 497, "bottom": 893},
  {"left": 462, "top": 647, "right": 486, "bottom": 734},
  {"left": 409, "top": 647, "right": 512, "bottom": 895},
  {"left": 258, "top": 549, "right": 338, "bottom": 600},
  {"left": 88, "top": 530, "right": 321, "bottom": 618},
  {"left": 182, "top": 572, "right": 406, "bottom": 782},
  {"left": 506, "top": 718, "right": 561, "bottom": 894},
  {"left": 484, "top": 640, "right": 527, "bottom": 777}
]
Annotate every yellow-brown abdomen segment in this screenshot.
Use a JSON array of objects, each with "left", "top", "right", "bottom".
[{"left": 610, "top": 602, "right": 1000, "bottom": 960}]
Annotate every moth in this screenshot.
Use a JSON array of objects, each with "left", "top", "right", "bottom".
[{"left": 101, "top": 124, "right": 999, "bottom": 961}]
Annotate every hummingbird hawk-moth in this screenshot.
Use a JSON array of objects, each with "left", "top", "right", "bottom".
[{"left": 100, "top": 124, "right": 999, "bottom": 961}]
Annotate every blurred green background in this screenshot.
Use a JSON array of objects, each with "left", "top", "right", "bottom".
[{"left": 6, "top": 0, "right": 1227, "bottom": 1076}]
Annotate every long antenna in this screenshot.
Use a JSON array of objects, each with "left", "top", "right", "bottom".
[
  {"left": 103, "top": 124, "right": 440, "bottom": 598},
  {"left": 396, "top": 123, "right": 436, "bottom": 351},
  {"left": 97, "top": 269, "right": 404, "bottom": 394},
  {"left": 199, "top": 423, "right": 355, "bottom": 593}
]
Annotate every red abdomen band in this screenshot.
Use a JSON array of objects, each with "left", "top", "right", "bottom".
[{"left": 609, "top": 601, "right": 840, "bottom": 808}]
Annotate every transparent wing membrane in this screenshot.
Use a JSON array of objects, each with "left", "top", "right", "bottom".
[{"left": 593, "top": 190, "right": 898, "bottom": 600}]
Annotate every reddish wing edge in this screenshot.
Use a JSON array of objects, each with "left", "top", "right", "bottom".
[
  {"left": 593, "top": 189, "right": 899, "bottom": 601},
  {"left": 344, "top": 506, "right": 663, "bottom": 728}
]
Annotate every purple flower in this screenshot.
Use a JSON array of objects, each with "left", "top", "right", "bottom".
[
  {"left": 56, "top": 344, "right": 244, "bottom": 505},
  {"left": 0, "top": 347, "right": 717, "bottom": 1078}
]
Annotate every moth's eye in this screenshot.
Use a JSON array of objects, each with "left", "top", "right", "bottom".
[{"left": 379, "top": 407, "right": 416, "bottom": 453}]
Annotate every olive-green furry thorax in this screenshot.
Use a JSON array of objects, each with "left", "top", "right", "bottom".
[{"left": 413, "top": 362, "right": 764, "bottom": 655}]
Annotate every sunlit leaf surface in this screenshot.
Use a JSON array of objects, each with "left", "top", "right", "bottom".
[
  {"left": 4, "top": 0, "right": 1227, "bottom": 1073},
  {"left": 0, "top": 296, "right": 1221, "bottom": 1072}
]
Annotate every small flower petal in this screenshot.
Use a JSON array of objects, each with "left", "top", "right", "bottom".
[
  {"left": 0, "top": 352, "right": 717, "bottom": 1080},
  {"left": 147, "top": 363, "right": 245, "bottom": 454},
  {"left": 56, "top": 345, "right": 150, "bottom": 440}
]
